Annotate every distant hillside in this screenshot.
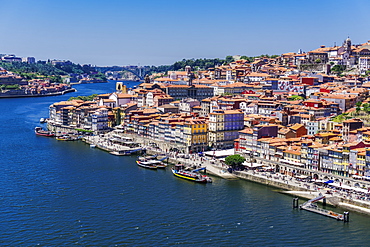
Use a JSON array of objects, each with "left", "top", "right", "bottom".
[{"left": 0, "top": 61, "right": 104, "bottom": 83}]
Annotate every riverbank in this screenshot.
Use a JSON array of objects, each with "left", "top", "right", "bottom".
[
  {"left": 70, "top": 80, "right": 107, "bottom": 85},
  {"left": 0, "top": 88, "right": 76, "bottom": 98},
  {"left": 80, "top": 131, "right": 370, "bottom": 216},
  {"left": 131, "top": 141, "right": 370, "bottom": 215},
  {"left": 230, "top": 167, "right": 370, "bottom": 215}
]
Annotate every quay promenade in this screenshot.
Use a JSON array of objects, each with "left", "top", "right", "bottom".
[{"left": 82, "top": 131, "right": 370, "bottom": 215}]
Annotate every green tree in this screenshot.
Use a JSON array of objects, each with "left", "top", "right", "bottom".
[
  {"left": 49, "top": 75, "right": 63, "bottom": 83},
  {"left": 224, "top": 56, "right": 234, "bottom": 64},
  {"left": 356, "top": 106, "right": 361, "bottom": 114},
  {"left": 288, "top": 95, "right": 304, "bottom": 101},
  {"left": 355, "top": 102, "right": 362, "bottom": 114},
  {"left": 332, "top": 113, "right": 350, "bottom": 122},
  {"left": 363, "top": 103, "right": 370, "bottom": 113},
  {"left": 221, "top": 92, "right": 233, "bottom": 96},
  {"left": 331, "top": 65, "right": 346, "bottom": 75},
  {"left": 89, "top": 72, "right": 107, "bottom": 81},
  {"left": 225, "top": 154, "right": 246, "bottom": 170},
  {"left": 68, "top": 94, "right": 97, "bottom": 101},
  {"left": 1, "top": 84, "right": 21, "bottom": 90}
]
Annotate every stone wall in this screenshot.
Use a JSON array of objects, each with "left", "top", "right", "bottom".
[
  {"left": 233, "top": 171, "right": 307, "bottom": 192},
  {"left": 47, "top": 124, "right": 79, "bottom": 135}
]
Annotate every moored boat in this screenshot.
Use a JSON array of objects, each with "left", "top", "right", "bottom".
[
  {"left": 137, "top": 155, "right": 167, "bottom": 168},
  {"left": 35, "top": 127, "right": 55, "bottom": 137},
  {"left": 56, "top": 135, "right": 77, "bottom": 141},
  {"left": 136, "top": 160, "right": 158, "bottom": 169},
  {"left": 147, "top": 159, "right": 167, "bottom": 168},
  {"left": 171, "top": 164, "right": 212, "bottom": 183},
  {"left": 110, "top": 148, "right": 142, "bottom": 156},
  {"left": 153, "top": 160, "right": 167, "bottom": 169}
]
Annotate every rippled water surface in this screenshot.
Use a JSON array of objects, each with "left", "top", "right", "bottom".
[{"left": 1, "top": 81, "right": 370, "bottom": 246}]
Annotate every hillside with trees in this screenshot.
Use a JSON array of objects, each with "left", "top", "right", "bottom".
[
  {"left": 0, "top": 61, "right": 67, "bottom": 82},
  {"left": 0, "top": 61, "right": 105, "bottom": 83},
  {"left": 141, "top": 54, "right": 278, "bottom": 75}
]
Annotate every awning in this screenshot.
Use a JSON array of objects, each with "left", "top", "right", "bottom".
[
  {"left": 203, "top": 149, "right": 235, "bottom": 158},
  {"left": 324, "top": 180, "right": 334, "bottom": 184},
  {"left": 313, "top": 180, "right": 326, "bottom": 184},
  {"left": 242, "top": 162, "right": 262, "bottom": 168}
]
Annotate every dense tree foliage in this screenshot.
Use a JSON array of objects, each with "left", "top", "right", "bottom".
[
  {"left": 332, "top": 113, "right": 351, "bottom": 122},
  {"left": 0, "top": 61, "right": 67, "bottom": 77},
  {"left": 89, "top": 72, "right": 107, "bottom": 81},
  {"left": 68, "top": 94, "right": 98, "bottom": 101},
  {"left": 0, "top": 84, "right": 21, "bottom": 90},
  {"left": 172, "top": 58, "right": 230, "bottom": 71},
  {"left": 330, "top": 65, "right": 346, "bottom": 75},
  {"left": 54, "top": 63, "right": 96, "bottom": 74},
  {"left": 288, "top": 95, "right": 304, "bottom": 101},
  {"left": 240, "top": 54, "right": 278, "bottom": 62},
  {"left": 98, "top": 54, "right": 280, "bottom": 77},
  {"left": 148, "top": 54, "right": 278, "bottom": 73},
  {"left": 225, "top": 154, "right": 246, "bottom": 169},
  {"left": 0, "top": 61, "right": 103, "bottom": 83}
]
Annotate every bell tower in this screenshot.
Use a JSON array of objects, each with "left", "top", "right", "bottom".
[
  {"left": 116, "top": 81, "right": 123, "bottom": 92},
  {"left": 185, "top": 66, "right": 194, "bottom": 86},
  {"left": 344, "top": 37, "right": 352, "bottom": 54},
  {"left": 116, "top": 82, "right": 127, "bottom": 93}
]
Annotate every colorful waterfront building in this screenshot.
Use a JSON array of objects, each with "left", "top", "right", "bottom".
[
  {"left": 209, "top": 109, "right": 244, "bottom": 149},
  {"left": 91, "top": 108, "right": 109, "bottom": 132},
  {"left": 183, "top": 118, "right": 208, "bottom": 153}
]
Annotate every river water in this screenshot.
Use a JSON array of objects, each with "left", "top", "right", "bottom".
[{"left": 1, "top": 80, "right": 370, "bottom": 246}]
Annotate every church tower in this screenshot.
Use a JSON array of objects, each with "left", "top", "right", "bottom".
[
  {"left": 344, "top": 37, "right": 352, "bottom": 54},
  {"left": 116, "top": 82, "right": 127, "bottom": 93},
  {"left": 185, "top": 66, "right": 194, "bottom": 86},
  {"left": 116, "top": 81, "right": 123, "bottom": 92}
]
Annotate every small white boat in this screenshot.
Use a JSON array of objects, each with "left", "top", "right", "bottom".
[
  {"left": 90, "top": 144, "right": 96, "bottom": 148},
  {"left": 40, "top": 118, "right": 45, "bottom": 123}
]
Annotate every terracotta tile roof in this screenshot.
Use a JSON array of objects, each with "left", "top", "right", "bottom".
[
  {"left": 115, "top": 93, "right": 135, "bottom": 98},
  {"left": 290, "top": 124, "right": 304, "bottom": 130},
  {"left": 239, "top": 128, "right": 253, "bottom": 134},
  {"left": 166, "top": 85, "right": 191, "bottom": 88}
]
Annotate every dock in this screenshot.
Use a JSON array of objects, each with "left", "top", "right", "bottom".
[
  {"left": 295, "top": 194, "right": 349, "bottom": 222},
  {"left": 83, "top": 135, "right": 142, "bottom": 156}
]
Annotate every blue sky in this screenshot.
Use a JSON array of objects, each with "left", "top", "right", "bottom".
[{"left": 0, "top": 0, "right": 369, "bottom": 66}]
